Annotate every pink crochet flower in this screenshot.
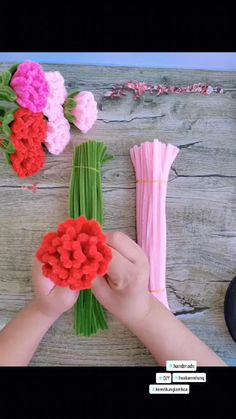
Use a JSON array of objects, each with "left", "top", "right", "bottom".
[
  {"left": 43, "top": 71, "right": 68, "bottom": 121},
  {"left": 71, "top": 91, "right": 98, "bottom": 134},
  {"left": 44, "top": 108, "right": 71, "bottom": 155},
  {"left": 10, "top": 61, "right": 49, "bottom": 113}
]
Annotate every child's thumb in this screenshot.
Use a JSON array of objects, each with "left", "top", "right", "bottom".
[
  {"left": 50, "top": 285, "right": 80, "bottom": 303},
  {"left": 91, "top": 276, "right": 112, "bottom": 306}
]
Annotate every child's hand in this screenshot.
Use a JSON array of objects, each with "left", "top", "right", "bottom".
[
  {"left": 32, "top": 258, "right": 79, "bottom": 319},
  {"left": 92, "top": 232, "right": 151, "bottom": 328}
]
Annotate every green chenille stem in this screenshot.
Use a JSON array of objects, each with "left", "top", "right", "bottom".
[{"left": 69, "top": 140, "right": 113, "bottom": 336}]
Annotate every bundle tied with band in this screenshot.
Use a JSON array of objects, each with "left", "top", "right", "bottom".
[
  {"left": 130, "top": 139, "right": 179, "bottom": 309},
  {"left": 36, "top": 140, "right": 113, "bottom": 336}
]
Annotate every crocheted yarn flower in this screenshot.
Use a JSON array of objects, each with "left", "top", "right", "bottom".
[
  {"left": 65, "top": 91, "right": 98, "bottom": 134},
  {"left": 36, "top": 216, "right": 112, "bottom": 291},
  {"left": 10, "top": 146, "right": 46, "bottom": 178},
  {"left": 43, "top": 71, "right": 67, "bottom": 121},
  {"left": 44, "top": 108, "right": 71, "bottom": 155},
  {"left": 10, "top": 61, "right": 50, "bottom": 112},
  {"left": 10, "top": 108, "right": 47, "bottom": 146},
  {"left": 9, "top": 108, "right": 47, "bottom": 177}
]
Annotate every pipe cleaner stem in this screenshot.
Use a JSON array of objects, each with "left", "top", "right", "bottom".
[
  {"left": 130, "top": 139, "right": 179, "bottom": 309},
  {"left": 69, "top": 140, "right": 113, "bottom": 336}
]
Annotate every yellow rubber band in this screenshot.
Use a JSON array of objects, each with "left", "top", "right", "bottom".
[
  {"left": 136, "top": 179, "right": 168, "bottom": 183},
  {"left": 149, "top": 288, "right": 166, "bottom": 293},
  {"left": 74, "top": 165, "right": 100, "bottom": 173}
]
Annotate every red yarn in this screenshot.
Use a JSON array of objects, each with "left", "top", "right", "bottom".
[
  {"left": 11, "top": 108, "right": 47, "bottom": 146},
  {"left": 36, "top": 216, "right": 112, "bottom": 291},
  {"left": 9, "top": 108, "right": 47, "bottom": 178},
  {"left": 10, "top": 146, "right": 45, "bottom": 178}
]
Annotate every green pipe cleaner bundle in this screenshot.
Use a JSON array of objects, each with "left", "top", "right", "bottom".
[{"left": 69, "top": 140, "right": 113, "bottom": 336}]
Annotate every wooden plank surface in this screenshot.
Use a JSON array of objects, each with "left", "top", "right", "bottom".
[{"left": 0, "top": 63, "right": 236, "bottom": 366}]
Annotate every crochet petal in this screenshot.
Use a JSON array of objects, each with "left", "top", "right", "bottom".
[
  {"left": 10, "top": 61, "right": 49, "bottom": 113},
  {"left": 71, "top": 91, "right": 98, "bottom": 134},
  {"left": 44, "top": 111, "right": 71, "bottom": 155}
]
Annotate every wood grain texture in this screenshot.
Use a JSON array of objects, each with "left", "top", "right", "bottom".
[{"left": 0, "top": 63, "right": 236, "bottom": 366}]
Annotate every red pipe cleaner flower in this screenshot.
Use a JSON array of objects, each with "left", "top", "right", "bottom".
[
  {"left": 36, "top": 216, "right": 112, "bottom": 291},
  {"left": 9, "top": 108, "right": 47, "bottom": 178}
]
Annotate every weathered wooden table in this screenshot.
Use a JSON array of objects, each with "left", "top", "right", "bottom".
[{"left": 0, "top": 64, "right": 236, "bottom": 366}]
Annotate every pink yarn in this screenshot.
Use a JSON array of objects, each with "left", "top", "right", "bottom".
[
  {"left": 130, "top": 140, "right": 179, "bottom": 309},
  {"left": 10, "top": 61, "right": 49, "bottom": 112},
  {"left": 44, "top": 71, "right": 68, "bottom": 121},
  {"left": 43, "top": 73, "right": 71, "bottom": 154},
  {"left": 44, "top": 109, "right": 71, "bottom": 155},
  {"left": 72, "top": 91, "right": 98, "bottom": 134}
]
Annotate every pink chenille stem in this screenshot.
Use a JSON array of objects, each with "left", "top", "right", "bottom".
[{"left": 130, "top": 140, "right": 179, "bottom": 309}]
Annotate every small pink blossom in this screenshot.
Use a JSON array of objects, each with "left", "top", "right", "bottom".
[{"left": 21, "top": 183, "right": 38, "bottom": 193}]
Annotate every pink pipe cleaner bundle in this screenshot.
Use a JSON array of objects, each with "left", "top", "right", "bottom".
[
  {"left": 130, "top": 140, "right": 179, "bottom": 309},
  {"left": 0, "top": 61, "right": 98, "bottom": 177}
]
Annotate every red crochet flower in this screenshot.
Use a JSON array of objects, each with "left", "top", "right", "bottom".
[
  {"left": 11, "top": 108, "right": 47, "bottom": 148},
  {"left": 10, "top": 146, "right": 45, "bottom": 178},
  {"left": 36, "top": 216, "right": 112, "bottom": 291},
  {"left": 9, "top": 108, "right": 47, "bottom": 178}
]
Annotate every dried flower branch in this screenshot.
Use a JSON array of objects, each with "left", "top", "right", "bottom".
[{"left": 103, "top": 81, "right": 223, "bottom": 100}]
